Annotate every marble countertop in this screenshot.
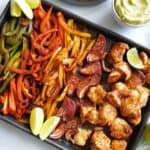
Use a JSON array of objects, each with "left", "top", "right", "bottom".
[{"left": 0, "top": 0, "right": 149, "bottom": 150}]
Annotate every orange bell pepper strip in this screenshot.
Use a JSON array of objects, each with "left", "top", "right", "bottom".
[
  {"left": 8, "top": 78, "right": 16, "bottom": 115},
  {"left": 57, "top": 12, "right": 91, "bottom": 38},
  {"left": 1, "top": 90, "right": 9, "bottom": 115},
  {"left": 40, "top": 7, "right": 53, "bottom": 33}
]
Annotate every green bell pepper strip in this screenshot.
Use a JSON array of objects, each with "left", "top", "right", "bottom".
[
  {"left": 4, "top": 51, "right": 21, "bottom": 75},
  {"left": 0, "top": 73, "right": 16, "bottom": 94}
]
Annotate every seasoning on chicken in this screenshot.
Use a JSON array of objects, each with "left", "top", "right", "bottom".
[
  {"left": 136, "top": 86, "right": 150, "bottom": 108},
  {"left": 106, "top": 91, "right": 121, "bottom": 108},
  {"left": 126, "top": 71, "right": 145, "bottom": 88},
  {"left": 140, "top": 51, "right": 148, "bottom": 65},
  {"left": 111, "top": 140, "right": 127, "bottom": 150},
  {"left": 99, "top": 103, "right": 117, "bottom": 126},
  {"left": 91, "top": 130, "right": 111, "bottom": 150},
  {"left": 80, "top": 104, "right": 95, "bottom": 123},
  {"left": 107, "top": 70, "right": 122, "bottom": 83},
  {"left": 114, "top": 61, "right": 131, "bottom": 81},
  {"left": 107, "top": 42, "right": 129, "bottom": 65},
  {"left": 86, "top": 108, "right": 100, "bottom": 125},
  {"left": 76, "top": 75, "right": 101, "bottom": 99},
  {"left": 80, "top": 62, "right": 102, "bottom": 76},
  {"left": 87, "top": 85, "right": 106, "bottom": 105},
  {"left": 109, "top": 118, "right": 132, "bottom": 139},
  {"left": 67, "top": 75, "right": 80, "bottom": 96},
  {"left": 87, "top": 34, "right": 106, "bottom": 63},
  {"left": 112, "top": 82, "right": 129, "bottom": 97},
  {"left": 70, "top": 128, "right": 92, "bottom": 146},
  {"left": 120, "top": 91, "right": 139, "bottom": 117},
  {"left": 127, "top": 109, "right": 142, "bottom": 126}
]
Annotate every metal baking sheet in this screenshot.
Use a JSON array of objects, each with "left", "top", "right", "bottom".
[{"left": 0, "top": 0, "right": 150, "bottom": 150}]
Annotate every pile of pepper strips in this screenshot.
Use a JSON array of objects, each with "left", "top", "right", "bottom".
[{"left": 0, "top": 5, "right": 94, "bottom": 121}]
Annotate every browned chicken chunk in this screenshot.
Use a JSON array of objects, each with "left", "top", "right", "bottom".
[
  {"left": 80, "top": 105, "right": 95, "bottom": 123},
  {"left": 87, "top": 85, "right": 106, "bottom": 105},
  {"left": 71, "top": 128, "right": 92, "bottom": 146},
  {"left": 109, "top": 118, "right": 132, "bottom": 139},
  {"left": 99, "top": 103, "right": 117, "bottom": 126},
  {"left": 127, "top": 109, "right": 142, "bottom": 126},
  {"left": 91, "top": 130, "right": 111, "bottom": 150},
  {"left": 112, "top": 82, "right": 129, "bottom": 97},
  {"left": 126, "top": 71, "right": 145, "bottom": 88},
  {"left": 107, "top": 70, "right": 122, "bottom": 83},
  {"left": 111, "top": 140, "right": 127, "bottom": 150},
  {"left": 114, "top": 61, "right": 131, "bottom": 81},
  {"left": 106, "top": 91, "right": 121, "bottom": 108},
  {"left": 86, "top": 109, "right": 100, "bottom": 125},
  {"left": 107, "top": 42, "right": 129, "bottom": 65},
  {"left": 136, "top": 86, "right": 150, "bottom": 108}
]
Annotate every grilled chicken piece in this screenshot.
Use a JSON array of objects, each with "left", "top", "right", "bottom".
[
  {"left": 67, "top": 75, "right": 80, "bottom": 95},
  {"left": 140, "top": 51, "right": 148, "bottom": 65},
  {"left": 114, "top": 62, "right": 131, "bottom": 81},
  {"left": 136, "top": 86, "right": 150, "bottom": 108},
  {"left": 127, "top": 109, "right": 142, "bottom": 126},
  {"left": 86, "top": 109, "right": 100, "bottom": 125},
  {"left": 111, "top": 140, "right": 127, "bottom": 150},
  {"left": 120, "top": 90, "right": 140, "bottom": 117},
  {"left": 91, "top": 130, "right": 111, "bottom": 150},
  {"left": 80, "top": 105, "right": 95, "bottom": 123},
  {"left": 87, "top": 85, "right": 106, "bottom": 105},
  {"left": 80, "top": 62, "right": 102, "bottom": 76},
  {"left": 126, "top": 71, "right": 145, "bottom": 88},
  {"left": 70, "top": 128, "right": 92, "bottom": 146},
  {"left": 112, "top": 82, "right": 129, "bottom": 97},
  {"left": 87, "top": 34, "right": 106, "bottom": 63},
  {"left": 76, "top": 75, "right": 101, "bottom": 99},
  {"left": 110, "top": 118, "right": 132, "bottom": 140},
  {"left": 107, "top": 70, "right": 122, "bottom": 83},
  {"left": 98, "top": 103, "right": 117, "bottom": 126},
  {"left": 107, "top": 42, "right": 129, "bottom": 65},
  {"left": 106, "top": 91, "right": 121, "bottom": 108}
]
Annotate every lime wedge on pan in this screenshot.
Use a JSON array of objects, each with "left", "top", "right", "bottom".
[
  {"left": 144, "top": 123, "right": 150, "bottom": 144},
  {"left": 10, "top": 0, "right": 22, "bottom": 17},
  {"left": 15, "top": 0, "right": 33, "bottom": 19},
  {"left": 30, "top": 107, "right": 44, "bottom": 136},
  {"left": 126, "top": 47, "right": 144, "bottom": 69},
  {"left": 39, "top": 116, "right": 60, "bottom": 141},
  {"left": 25, "top": 0, "right": 41, "bottom": 9}
]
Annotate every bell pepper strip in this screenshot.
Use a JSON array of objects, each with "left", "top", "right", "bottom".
[
  {"left": 4, "top": 51, "right": 21, "bottom": 74},
  {"left": 57, "top": 12, "right": 91, "bottom": 38},
  {"left": 1, "top": 90, "right": 9, "bottom": 115},
  {"left": 0, "top": 73, "right": 16, "bottom": 94},
  {"left": 40, "top": 7, "right": 53, "bottom": 33},
  {"left": 8, "top": 78, "right": 16, "bottom": 115}
]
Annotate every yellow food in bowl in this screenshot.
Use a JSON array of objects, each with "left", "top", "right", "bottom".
[{"left": 114, "top": 0, "right": 150, "bottom": 25}]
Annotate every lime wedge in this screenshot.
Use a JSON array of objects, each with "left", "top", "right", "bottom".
[
  {"left": 15, "top": 0, "right": 33, "bottom": 19},
  {"left": 127, "top": 47, "right": 144, "bottom": 69},
  {"left": 25, "top": 0, "right": 41, "bottom": 9},
  {"left": 39, "top": 116, "right": 60, "bottom": 141},
  {"left": 144, "top": 123, "right": 150, "bottom": 144},
  {"left": 10, "top": 0, "right": 22, "bottom": 17},
  {"left": 30, "top": 107, "right": 44, "bottom": 136}
]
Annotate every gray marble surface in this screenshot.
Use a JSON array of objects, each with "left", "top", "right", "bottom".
[{"left": 0, "top": 0, "right": 149, "bottom": 150}]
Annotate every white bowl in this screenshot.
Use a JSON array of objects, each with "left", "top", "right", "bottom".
[{"left": 112, "top": 0, "right": 150, "bottom": 28}]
